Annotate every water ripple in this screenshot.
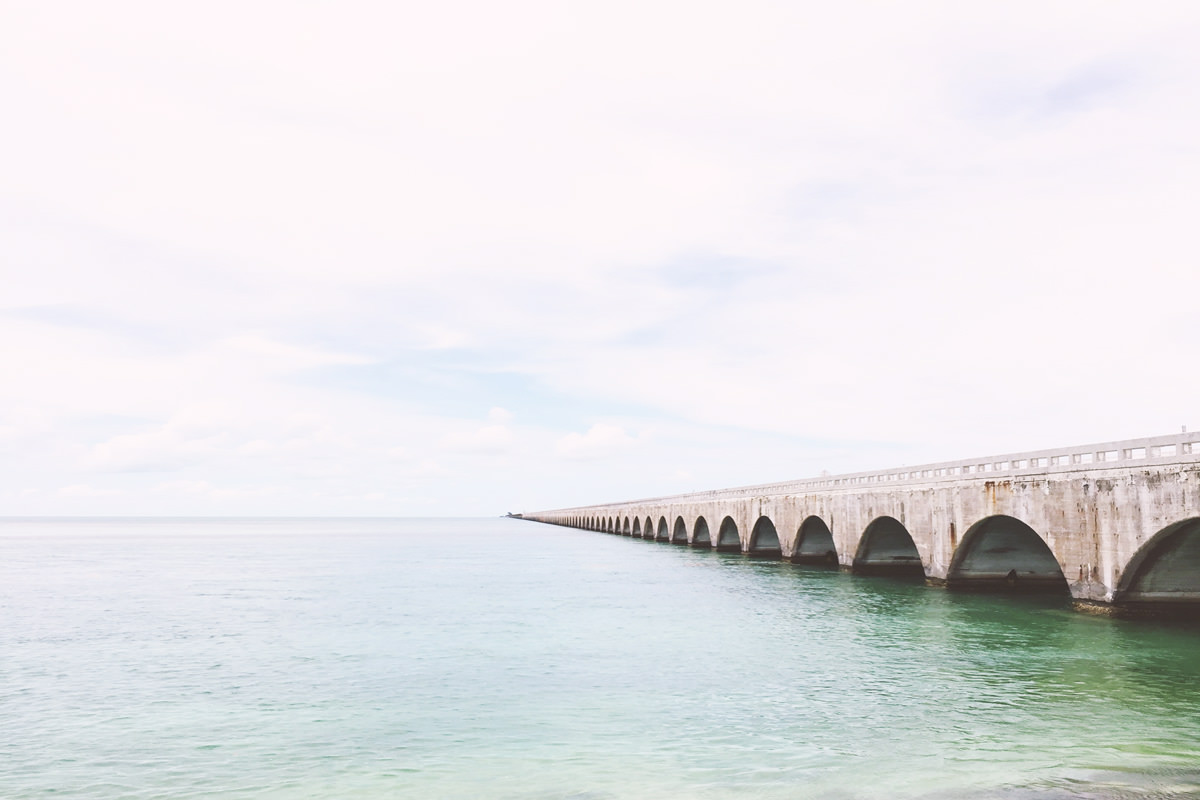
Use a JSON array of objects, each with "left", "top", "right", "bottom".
[{"left": 2, "top": 518, "right": 1199, "bottom": 799}]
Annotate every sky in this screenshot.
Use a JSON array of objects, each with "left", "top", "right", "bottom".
[{"left": 3, "top": 1, "right": 1200, "bottom": 517}]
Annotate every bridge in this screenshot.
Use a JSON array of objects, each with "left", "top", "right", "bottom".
[{"left": 519, "top": 432, "right": 1200, "bottom": 612}]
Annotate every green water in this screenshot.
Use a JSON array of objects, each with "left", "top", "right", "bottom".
[{"left": 2, "top": 517, "right": 1199, "bottom": 798}]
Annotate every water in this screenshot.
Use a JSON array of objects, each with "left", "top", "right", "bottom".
[{"left": 3, "top": 517, "right": 1200, "bottom": 799}]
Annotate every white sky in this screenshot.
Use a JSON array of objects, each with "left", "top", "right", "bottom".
[{"left": 3, "top": 1, "right": 1200, "bottom": 516}]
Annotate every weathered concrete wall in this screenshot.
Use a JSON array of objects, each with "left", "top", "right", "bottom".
[{"left": 523, "top": 433, "right": 1200, "bottom": 607}]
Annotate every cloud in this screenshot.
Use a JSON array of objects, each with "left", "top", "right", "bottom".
[
  {"left": 442, "top": 424, "right": 515, "bottom": 455},
  {"left": 84, "top": 424, "right": 228, "bottom": 472},
  {"left": 487, "top": 407, "right": 513, "bottom": 424},
  {"left": 153, "top": 480, "right": 284, "bottom": 499},
  {"left": 57, "top": 484, "right": 121, "bottom": 497},
  {"left": 220, "top": 334, "right": 375, "bottom": 372},
  {"left": 556, "top": 424, "right": 638, "bottom": 461}
]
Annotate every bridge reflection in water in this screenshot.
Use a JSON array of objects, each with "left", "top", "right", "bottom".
[{"left": 521, "top": 433, "right": 1200, "bottom": 615}]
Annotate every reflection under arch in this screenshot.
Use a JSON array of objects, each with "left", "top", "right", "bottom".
[
  {"left": 852, "top": 516, "right": 924, "bottom": 578},
  {"left": 748, "top": 516, "right": 781, "bottom": 558},
  {"left": 792, "top": 515, "right": 837, "bottom": 565},
  {"left": 1114, "top": 517, "right": 1200, "bottom": 613},
  {"left": 716, "top": 516, "right": 741, "bottom": 553},
  {"left": 672, "top": 517, "right": 689, "bottom": 544},
  {"left": 946, "top": 515, "right": 1068, "bottom": 594}
]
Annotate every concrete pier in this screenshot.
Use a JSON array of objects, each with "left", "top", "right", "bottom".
[{"left": 520, "top": 433, "right": 1200, "bottom": 611}]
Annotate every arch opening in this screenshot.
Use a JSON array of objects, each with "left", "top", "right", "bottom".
[
  {"left": 672, "top": 517, "right": 688, "bottom": 544},
  {"left": 631, "top": 518, "right": 642, "bottom": 537},
  {"left": 691, "top": 517, "right": 711, "bottom": 547},
  {"left": 608, "top": 517, "right": 615, "bottom": 534},
  {"left": 792, "top": 516, "right": 837, "bottom": 565},
  {"left": 1115, "top": 518, "right": 1200, "bottom": 613},
  {"left": 644, "top": 516, "right": 654, "bottom": 540},
  {"left": 716, "top": 517, "right": 741, "bottom": 553},
  {"left": 748, "top": 516, "right": 781, "bottom": 558},
  {"left": 656, "top": 517, "right": 669, "bottom": 541},
  {"left": 852, "top": 516, "right": 924, "bottom": 578},
  {"left": 947, "top": 515, "right": 1068, "bottom": 594},
  {"left": 622, "top": 517, "right": 631, "bottom": 536}
]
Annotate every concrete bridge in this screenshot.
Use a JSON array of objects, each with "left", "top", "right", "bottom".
[{"left": 520, "top": 432, "right": 1200, "bottom": 611}]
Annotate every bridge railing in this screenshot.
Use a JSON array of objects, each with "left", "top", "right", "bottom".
[{"left": 544, "top": 431, "right": 1200, "bottom": 513}]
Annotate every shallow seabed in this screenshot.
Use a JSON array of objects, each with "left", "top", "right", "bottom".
[{"left": 2, "top": 517, "right": 1199, "bottom": 799}]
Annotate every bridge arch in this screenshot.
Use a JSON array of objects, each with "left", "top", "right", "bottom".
[
  {"left": 632, "top": 518, "right": 642, "bottom": 537},
  {"left": 672, "top": 517, "right": 688, "bottom": 544},
  {"left": 644, "top": 516, "right": 654, "bottom": 539},
  {"left": 622, "top": 517, "right": 631, "bottom": 536},
  {"left": 749, "top": 516, "right": 781, "bottom": 558},
  {"left": 656, "top": 517, "right": 669, "bottom": 541},
  {"left": 692, "top": 516, "right": 711, "bottom": 547},
  {"left": 946, "top": 515, "right": 1068, "bottom": 593},
  {"left": 1114, "top": 517, "right": 1200, "bottom": 611},
  {"left": 852, "top": 516, "right": 924, "bottom": 577},
  {"left": 792, "top": 515, "right": 837, "bottom": 565},
  {"left": 608, "top": 516, "right": 616, "bottom": 534},
  {"left": 716, "top": 516, "right": 741, "bottom": 552}
]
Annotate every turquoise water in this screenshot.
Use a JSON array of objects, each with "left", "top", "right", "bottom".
[{"left": 3, "top": 517, "right": 1200, "bottom": 799}]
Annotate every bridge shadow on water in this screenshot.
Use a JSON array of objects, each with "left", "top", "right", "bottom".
[{"left": 645, "top": 538, "right": 1200, "bottom": 642}]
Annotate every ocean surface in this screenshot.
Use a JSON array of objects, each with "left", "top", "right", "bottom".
[{"left": 3, "top": 517, "right": 1200, "bottom": 800}]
